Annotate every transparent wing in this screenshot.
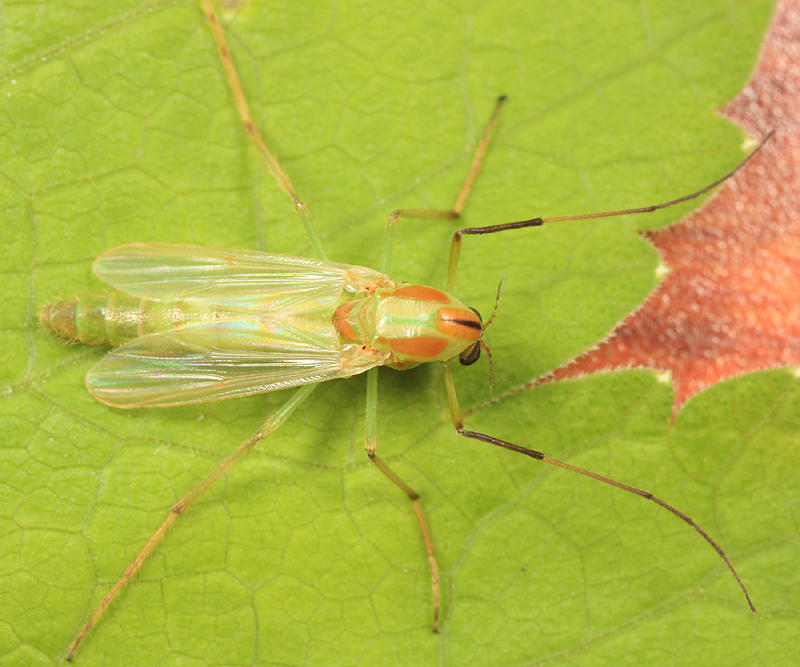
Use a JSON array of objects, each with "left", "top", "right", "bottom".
[
  {"left": 87, "top": 317, "right": 382, "bottom": 408},
  {"left": 92, "top": 243, "right": 387, "bottom": 310}
]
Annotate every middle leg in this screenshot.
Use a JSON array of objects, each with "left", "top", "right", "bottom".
[
  {"left": 364, "top": 367, "right": 441, "bottom": 631},
  {"left": 381, "top": 96, "right": 506, "bottom": 274}
]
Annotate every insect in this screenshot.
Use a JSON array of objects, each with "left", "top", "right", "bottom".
[{"left": 40, "top": 1, "right": 770, "bottom": 661}]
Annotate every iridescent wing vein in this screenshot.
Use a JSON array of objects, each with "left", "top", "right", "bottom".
[{"left": 87, "top": 244, "right": 387, "bottom": 408}]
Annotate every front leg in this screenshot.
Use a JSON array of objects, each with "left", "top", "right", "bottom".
[{"left": 440, "top": 362, "right": 755, "bottom": 612}]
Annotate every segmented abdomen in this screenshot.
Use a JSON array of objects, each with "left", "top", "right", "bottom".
[{"left": 39, "top": 294, "right": 233, "bottom": 346}]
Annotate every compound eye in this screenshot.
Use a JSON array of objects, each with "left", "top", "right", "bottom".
[{"left": 459, "top": 341, "right": 481, "bottom": 366}]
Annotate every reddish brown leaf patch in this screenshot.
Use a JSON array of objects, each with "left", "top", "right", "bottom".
[{"left": 537, "top": 0, "right": 800, "bottom": 417}]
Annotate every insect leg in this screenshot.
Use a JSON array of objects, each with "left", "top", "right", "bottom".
[
  {"left": 364, "top": 367, "right": 441, "bottom": 631},
  {"left": 381, "top": 96, "right": 506, "bottom": 273},
  {"left": 440, "top": 363, "right": 756, "bottom": 612},
  {"left": 200, "top": 0, "right": 326, "bottom": 260},
  {"left": 446, "top": 130, "right": 774, "bottom": 288},
  {"left": 66, "top": 384, "right": 317, "bottom": 661}
]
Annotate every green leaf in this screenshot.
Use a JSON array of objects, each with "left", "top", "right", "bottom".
[{"left": 3, "top": 0, "right": 796, "bottom": 664}]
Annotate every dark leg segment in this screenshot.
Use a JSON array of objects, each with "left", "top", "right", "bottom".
[
  {"left": 440, "top": 363, "right": 756, "bottom": 612},
  {"left": 446, "top": 130, "right": 774, "bottom": 288}
]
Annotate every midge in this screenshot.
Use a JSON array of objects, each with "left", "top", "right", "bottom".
[{"left": 43, "top": 0, "right": 769, "bottom": 661}]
